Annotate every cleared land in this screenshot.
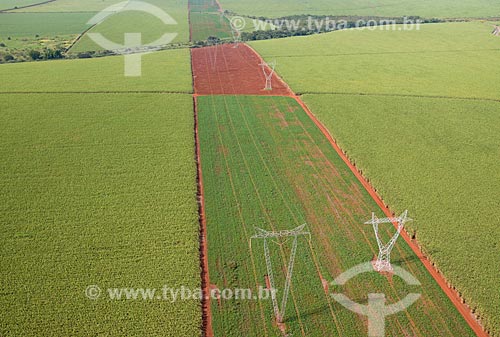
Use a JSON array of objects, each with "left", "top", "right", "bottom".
[
  {"left": 0, "top": 48, "right": 192, "bottom": 92},
  {"left": 0, "top": 93, "right": 200, "bottom": 336},
  {"left": 198, "top": 94, "right": 475, "bottom": 337},
  {"left": 251, "top": 22, "right": 500, "bottom": 100},
  {"left": 220, "top": 0, "right": 500, "bottom": 18},
  {"left": 252, "top": 21, "right": 500, "bottom": 336},
  {"left": 191, "top": 44, "right": 291, "bottom": 95}
]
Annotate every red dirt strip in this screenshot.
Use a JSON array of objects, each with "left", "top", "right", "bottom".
[
  {"left": 194, "top": 96, "right": 213, "bottom": 337},
  {"left": 191, "top": 44, "right": 292, "bottom": 96},
  {"left": 192, "top": 41, "right": 489, "bottom": 337}
]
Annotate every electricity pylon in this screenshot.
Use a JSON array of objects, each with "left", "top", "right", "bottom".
[
  {"left": 259, "top": 60, "right": 276, "bottom": 90},
  {"left": 250, "top": 224, "right": 310, "bottom": 323},
  {"left": 364, "top": 210, "right": 412, "bottom": 272},
  {"left": 225, "top": 14, "right": 242, "bottom": 47}
]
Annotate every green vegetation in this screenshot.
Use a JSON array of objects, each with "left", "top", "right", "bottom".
[
  {"left": 198, "top": 95, "right": 475, "bottom": 337},
  {"left": 0, "top": 93, "right": 200, "bottom": 336},
  {"left": 302, "top": 94, "right": 500, "bottom": 336},
  {"left": 70, "top": 0, "right": 190, "bottom": 53},
  {"left": 0, "top": 0, "right": 42, "bottom": 11},
  {"left": 190, "top": 12, "right": 231, "bottom": 41},
  {"left": 0, "top": 13, "right": 92, "bottom": 37},
  {"left": 188, "top": 0, "right": 232, "bottom": 42},
  {"left": 189, "top": 0, "right": 219, "bottom": 13},
  {"left": 251, "top": 22, "right": 500, "bottom": 100},
  {"left": 0, "top": 12, "right": 93, "bottom": 61},
  {"left": 220, "top": 0, "right": 500, "bottom": 18},
  {"left": 10, "top": 0, "right": 128, "bottom": 12},
  {"left": 0, "top": 48, "right": 192, "bottom": 92}
]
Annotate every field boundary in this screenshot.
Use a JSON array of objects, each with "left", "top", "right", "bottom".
[
  {"left": 0, "top": 91, "right": 191, "bottom": 94},
  {"left": 293, "top": 95, "right": 490, "bottom": 337},
  {"left": 193, "top": 95, "right": 213, "bottom": 337},
  {"left": 298, "top": 91, "right": 500, "bottom": 104},
  {"left": 66, "top": 22, "right": 98, "bottom": 53}
]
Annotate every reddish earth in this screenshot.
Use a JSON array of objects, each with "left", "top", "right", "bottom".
[
  {"left": 191, "top": 43, "right": 292, "bottom": 96},
  {"left": 194, "top": 96, "right": 213, "bottom": 337}
]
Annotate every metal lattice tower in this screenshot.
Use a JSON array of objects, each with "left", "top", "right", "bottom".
[
  {"left": 364, "top": 210, "right": 412, "bottom": 272},
  {"left": 250, "top": 224, "right": 310, "bottom": 323},
  {"left": 493, "top": 25, "right": 500, "bottom": 36},
  {"left": 226, "top": 15, "right": 241, "bottom": 47},
  {"left": 207, "top": 38, "right": 219, "bottom": 70},
  {"left": 259, "top": 60, "right": 276, "bottom": 90},
  {"left": 231, "top": 28, "right": 241, "bottom": 47}
]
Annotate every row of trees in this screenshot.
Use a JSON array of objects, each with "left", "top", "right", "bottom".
[{"left": 236, "top": 14, "right": 447, "bottom": 41}]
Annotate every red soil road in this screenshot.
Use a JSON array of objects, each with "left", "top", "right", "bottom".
[
  {"left": 194, "top": 95, "right": 213, "bottom": 337},
  {"left": 191, "top": 43, "right": 293, "bottom": 96}
]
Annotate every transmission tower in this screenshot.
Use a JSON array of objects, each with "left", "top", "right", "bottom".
[
  {"left": 259, "top": 60, "right": 276, "bottom": 90},
  {"left": 250, "top": 224, "right": 310, "bottom": 323},
  {"left": 230, "top": 26, "right": 241, "bottom": 47},
  {"left": 364, "top": 210, "right": 412, "bottom": 272},
  {"left": 492, "top": 25, "right": 500, "bottom": 36},
  {"left": 206, "top": 37, "right": 219, "bottom": 70}
]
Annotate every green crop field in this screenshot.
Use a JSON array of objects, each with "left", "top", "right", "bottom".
[
  {"left": 188, "top": 0, "right": 232, "bottom": 42},
  {"left": 0, "top": 48, "right": 192, "bottom": 92},
  {"left": 301, "top": 94, "right": 500, "bottom": 336},
  {"left": 220, "top": 0, "right": 500, "bottom": 18},
  {"left": 70, "top": 0, "right": 189, "bottom": 52},
  {"left": 0, "top": 12, "right": 92, "bottom": 37},
  {"left": 189, "top": 0, "right": 219, "bottom": 13},
  {"left": 0, "top": 0, "right": 42, "bottom": 11},
  {"left": 198, "top": 94, "right": 475, "bottom": 337},
  {"left": 0, "top": 93, "right": 200, "bottom": 336},
  {"left": 190, "top": 12, "right": 231, "bottom": 41},
  {"left": 251, "top": 22, "right": 500, "bottom": 100},
  {"left": 0, "top": 12, "right": 93, "bottom": 59},
  {"left": 10, "top": 0, "right": 132, "bottom": 12}
]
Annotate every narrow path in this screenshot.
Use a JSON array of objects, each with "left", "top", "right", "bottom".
[{"left": 0, "top": 0, "right": 56, "bottom": 12}]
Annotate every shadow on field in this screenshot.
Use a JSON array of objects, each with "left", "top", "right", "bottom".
[
  {"left": 392, "top": 249, "right": 440, "bottom": 265},
  {"left": 285, "top": 304, "right": 330, "bottom": 323}
]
